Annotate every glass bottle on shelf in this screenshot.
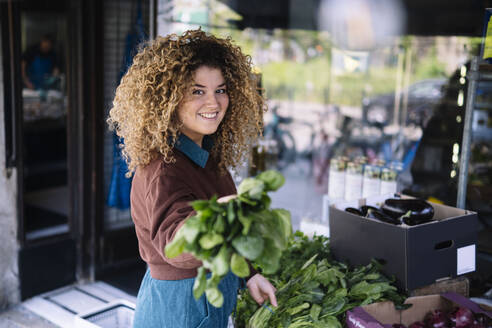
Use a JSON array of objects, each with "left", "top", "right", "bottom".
[
  {"left": 328, "top": 157, "right": 346, "bottom": 200},
  {"left": 344, "top": 161, "right": 363, "bottom": 201},
  {"left": 380, "top": 167, "right": 398, "bottom": 196},
  {"left": 249, "top": 139, "right": 266, "bottom": 176},
  {"left": 362, "top": 164, "right": 381, "bottom": 198}
]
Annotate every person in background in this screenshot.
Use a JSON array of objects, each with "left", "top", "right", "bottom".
[
  {"left": 21, "top": 34, "right": 60, "bottom": 90},
  {"left": 107, "top": 29, "right": 277, "bottom": 328}
]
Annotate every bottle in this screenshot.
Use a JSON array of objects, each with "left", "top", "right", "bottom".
[
  {"left": 380, "top": 167, "right": 397, "bottom": 196},
  {"left": 328, "top": 157, "right": 346, "bottom": 200},
  {"left": 390, "top": 161, "right": 404, "bottom": 192},
  {"left": 344, "top": 161, "right": 363, "bottom": 201},
  {"left": 249, "top": 139, "right": 266, "bottom": 176},
  {"left": 362, "top": 164, "right": 381, "bottom": 198}
]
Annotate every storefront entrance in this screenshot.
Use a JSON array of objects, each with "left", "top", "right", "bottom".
[{"left": 1, "top": 0, "right": 151, "bottom": 300}]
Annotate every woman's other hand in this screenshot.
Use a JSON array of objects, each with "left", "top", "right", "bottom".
[{"left": 246, "top": 274, "right": 278, "bottom": 307}]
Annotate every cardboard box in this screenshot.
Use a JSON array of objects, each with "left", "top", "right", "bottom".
[
  {"left": 346, "top": 292, "right": 492, "bottom": 328},
  {"left": 329, "top": 195, "right": 478, "bottom": 290}
]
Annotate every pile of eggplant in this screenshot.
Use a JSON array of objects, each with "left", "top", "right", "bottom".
[{"left": 345, "top": 198, "right": 435, "bottom": 226}]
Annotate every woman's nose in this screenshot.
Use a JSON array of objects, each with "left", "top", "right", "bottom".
[{"left": 205, "top": 93, "right": 220, "bottom": 108}]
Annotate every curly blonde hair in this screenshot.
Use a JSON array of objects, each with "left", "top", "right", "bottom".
[{"left": 107, "top": 29, "right": 265, "bottom": 177}]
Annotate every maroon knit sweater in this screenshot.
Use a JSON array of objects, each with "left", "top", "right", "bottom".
[{"left": 130, "top": 149, "right": 252, "bottom": 280}]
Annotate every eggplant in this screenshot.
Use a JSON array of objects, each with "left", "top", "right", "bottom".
[
  {"left": 360, "top": 205, "right": 379, "bottom": 216},
  {"left": 366, "top": 209, "right": 402, "bottom": 225},
  {"left": 381, "top": 199, "right": 434, "bottom": 225},
  {"left": 345, "top": 207, "right": 363, "bottom": 216}
]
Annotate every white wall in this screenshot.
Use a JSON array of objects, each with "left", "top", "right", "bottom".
[{"left": 0, "top": 23, "right": 21, "bottom": 310}]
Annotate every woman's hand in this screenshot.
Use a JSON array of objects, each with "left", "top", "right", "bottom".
[
  {"left": 217, "top": 194, "right": 237, "bottom": 203},
  {"left": 246, "top": 273, "right": 278, "bottom": 307}
]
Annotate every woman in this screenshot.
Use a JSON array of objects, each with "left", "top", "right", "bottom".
[{"left": 107, "top": 29, "right": 277, "bottom": 328}]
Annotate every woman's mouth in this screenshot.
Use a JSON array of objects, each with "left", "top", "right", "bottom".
[{"left": 198, "top": 112, "right": 219, "bottom": 120}]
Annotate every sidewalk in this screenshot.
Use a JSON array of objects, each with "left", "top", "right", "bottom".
[{"left": 0, "top": 305, "right": 58, "bottom": 328}]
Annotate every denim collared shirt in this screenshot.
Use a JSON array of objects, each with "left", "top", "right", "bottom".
[{"left": 174, "top": 134, "right": 214, "bottom": 168}]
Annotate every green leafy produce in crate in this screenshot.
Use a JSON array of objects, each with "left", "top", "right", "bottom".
[
  {"left": 165, "top": 170, "right": 292, "bottom": 308},
  {"left": 236, "top": 232, "right": 408, "bottom": 328}
]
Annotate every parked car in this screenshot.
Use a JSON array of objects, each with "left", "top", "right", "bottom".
[{"left": 362, "top": 78, "right": 446, "bottom": 127}]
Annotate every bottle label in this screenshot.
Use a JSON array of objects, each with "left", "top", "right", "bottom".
[
  {"left": 344, "top": 173, "right": 362, "bottom": 201},
  {"left": 380, "top": 181, "right": 397, "bottom": 196},
  {"left": 362, "top": 177, "right": 380, "bottom": 198},
  {"left": 328, "top": 171, "right": 345, "bottom": 200}
]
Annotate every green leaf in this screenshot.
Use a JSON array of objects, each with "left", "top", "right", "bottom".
[
  {"left": 237, "top": 178, "right": 264, "bottom": 196},
  {"left": 193, "top": 267, "right": 207, "bottom": 299},
  {"left": 261, "top": 194, "right": 272, "bottom": 209},
  {"left": 232, "top": 234, "right": 264, "bottom": 260},
  {"left": 164, "top": 236, "right": 186, "bottom": 258},
  {"left": 272, "top": 208, "right": 292, "bottom": 241},
  {"left": 257, "top": 170, "right": 285, "bottom": 191},
  {"left": 287, "top": 302, "right": 310, "bottom": 315},
  {"left": 191, "top": 199, "right": 209, "bottom": 210},
  {"left": 227, "top": 201, "right": 235, "bottom": 224},
  {"left": 310, "top": 304, "right": 322, "bottom": 321},
  {"left": 231, "top": 253, "right": 250, "bottom": 278},
  {"left": 212, "top": 245, "right": 230, "bottom": 276},
  {"left": 301, "top": 254, "right": 319, "bottom": 270},
  {"left": 248, "top": 181, "right": 265, "bottom": 200},
  {"left": 205, "top": 287, "right": 224, "bottom": 308},
  {"left": 238, "top": 206, "right": 253, "bottom": 235},
  {"left": 197, "top": 208, "right": 214, "bottom": 221},
  {"left": 213, "top": 215, "right": 226, "bottom": 234},
  {"left": 254, "top": 238, "right": 281, "bottom": 274},
  {"left": 321, "top": 296, "right": 346, "bottom": 316},
  {"left": 238, "top": 195, "right": 257, "bottom": 206},
  {"left": 319, "top": 315, "right": 342, "bottom": 328},
  {"left": 181, "top": 217, "right": 203, "bottom": 244},
  {"left": 333, "top": 288, "right": 347, "bottom": 298},
  {"left": 250, "top": 209, "right": 290, "bottom": 251},
  {"left": 349, "top": 281, "right": 396, "bottom": 298},
  {"left": 199, "top": 232, "right": 224, "bottom": 250}
]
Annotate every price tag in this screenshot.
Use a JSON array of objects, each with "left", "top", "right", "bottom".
[{"left": 457, "top": 244, "right": 476, "bottom": 275}]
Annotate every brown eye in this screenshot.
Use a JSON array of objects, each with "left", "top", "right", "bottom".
[
  {"left": 216, "top": 89, "right": 227, "bottom": 94},
  {"left": 192, "top": 89, "right": 204, "bottom": 95}
]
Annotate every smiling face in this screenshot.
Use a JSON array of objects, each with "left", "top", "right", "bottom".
[{"left": 177, "top": 65, "right": 229, "bottom": 147}]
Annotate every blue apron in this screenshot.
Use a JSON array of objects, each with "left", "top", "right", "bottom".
[{"left": 133, "top": 269, "right": 240, "bottom": 328}]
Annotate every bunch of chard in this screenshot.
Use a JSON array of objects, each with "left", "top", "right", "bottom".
[{"left": 165, "top": 170, "right": 292, "bottom": 308}]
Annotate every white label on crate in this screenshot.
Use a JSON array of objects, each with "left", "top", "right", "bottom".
[{"left": 457, "top": 244, "right": 476, "bottom": 275}]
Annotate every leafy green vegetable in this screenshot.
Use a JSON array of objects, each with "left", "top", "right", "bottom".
[
  {"left": 257, "top": 170, "right": 285, "bottom": 191},
  {"left": 232, "top": 234, "right": 264, "bottom": 260},
  {"left": 231, "top": 253, "right": 250, "bottom": 278},
  {"left": 164, "top": 170, "right": 292, "bottom": 308},
  {"left": 236, "top": 231, "right": 408, "bottom": 328},
  {"left": 199, "top": 232, "right": 224, "bottom": 250}
]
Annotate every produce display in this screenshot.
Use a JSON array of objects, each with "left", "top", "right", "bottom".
[
  {"left": 392, "top": 307, "right": 491, "bottom": 328},
  {"left": 235, "top": 232, "right": 408, "bottom": 328},
  {"left": 165, "top": 170, "right": 292, "bottom": 308},
  {"left": 345, "top": 198, "right": 435, "bottom": 226}
]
